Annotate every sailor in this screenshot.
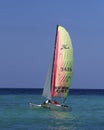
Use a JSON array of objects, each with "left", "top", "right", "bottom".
[
  {"left": 52, "top": 100, "right": 59, "bottom": 105},
  {"left": 43, "top": 99, "right": 51, "bottom": 105}
]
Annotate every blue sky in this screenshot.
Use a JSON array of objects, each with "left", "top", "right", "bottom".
[{"left": 0, "top": 0, "right": 104, "bottom": 89}]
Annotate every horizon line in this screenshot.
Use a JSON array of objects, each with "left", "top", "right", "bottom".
[{"left": 0, "top": 88, "right": 104, "bottom": 90}]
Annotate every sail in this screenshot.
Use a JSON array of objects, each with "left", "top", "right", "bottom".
[
  {"left": 51, "top": 26, "right": 73, "bottom": 99},
  {"left": 42, "top": 60, "right": 53, "bottom": 99},
  {"left": 42, "top": 25, "right": 73, "bottom": 101}
]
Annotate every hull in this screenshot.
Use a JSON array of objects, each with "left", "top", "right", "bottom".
[
  {"left": 29, "top": 103, "right": 50, "bottom": 109},
  {"left": 29, "top": 102, "right": 72, "bottom": 111}
]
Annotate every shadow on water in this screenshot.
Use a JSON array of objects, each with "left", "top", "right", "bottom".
[
  {"left": 28, "top": 106, "right": 78, "bottom": 130},
  {"left": 47, "top": 109, "right": 77, "bottom": 130}
]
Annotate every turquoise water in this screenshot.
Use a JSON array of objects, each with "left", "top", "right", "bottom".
[{"left": 0, "top": 89, "right": 104, "bottom": 130}]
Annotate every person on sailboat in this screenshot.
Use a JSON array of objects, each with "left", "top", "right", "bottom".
[
  {"left": 42, "top": 99, "right": 51, "bottom": 105},
  {"left": 52, "top": 100, "right": 59, "bottom": 105}
]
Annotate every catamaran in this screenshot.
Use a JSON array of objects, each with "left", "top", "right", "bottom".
[{"left": 30, "top": 25, "right": 73, "bottom": 110}]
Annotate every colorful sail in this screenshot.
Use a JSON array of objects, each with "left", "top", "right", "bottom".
[
  {"left": 51, "top": 26, "right": 73, "bottom": 99},
  {"left": 43, "top": 25, "right": 73, "bottom": 102}
]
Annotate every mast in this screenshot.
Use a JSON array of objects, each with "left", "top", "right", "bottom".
[{"left": 50, "top": 25, "right": 59, "bottom": 97}]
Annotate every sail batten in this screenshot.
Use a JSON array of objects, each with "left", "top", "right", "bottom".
[{"left": 43, "top": 25, "right": 73, "bottom": 102}]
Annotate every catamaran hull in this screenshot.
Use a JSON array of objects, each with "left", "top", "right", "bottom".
[
  {"left": 29, "top": 103, "right": 72, "bottom": 111},
  {"left": 29, "top": 103, "right": 50, "bottom": 109}
]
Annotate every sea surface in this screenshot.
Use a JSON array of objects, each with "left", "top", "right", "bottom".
[{"left": 0, "top": 88, "right": 104, "bottom": 130}]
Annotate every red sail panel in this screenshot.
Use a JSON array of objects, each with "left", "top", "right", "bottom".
[
  {"left": 51, "top": 28, "right": 66, "bottom": 97},
  {"left": 51, "top": 29, "right": 59, "bottom": 97}
]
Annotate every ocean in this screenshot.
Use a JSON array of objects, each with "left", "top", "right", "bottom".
[{"left": 0, "top": 88, "right": 104, "bottom": 130}]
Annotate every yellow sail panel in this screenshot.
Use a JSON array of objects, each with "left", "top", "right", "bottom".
[{"left": 51, "top": 26, "right": 73, "bottom": 98}]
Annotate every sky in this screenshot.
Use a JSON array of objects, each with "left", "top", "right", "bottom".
[{"left": 0, "top": 0, "right": 104, "bottom": 89}]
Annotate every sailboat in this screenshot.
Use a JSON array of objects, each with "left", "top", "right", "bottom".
[{"left": 30, "top": 25, "right": 73, "bottom": 110}]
